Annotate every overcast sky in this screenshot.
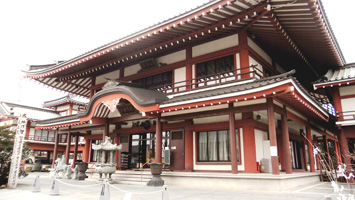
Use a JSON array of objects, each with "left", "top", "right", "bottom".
[{"left": 0, "top": 0, "right": 353, "bottom": 107}]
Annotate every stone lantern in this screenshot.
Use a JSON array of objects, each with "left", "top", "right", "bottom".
[{"left": 92, "top": 136, "right": 122, "bottom": 181}]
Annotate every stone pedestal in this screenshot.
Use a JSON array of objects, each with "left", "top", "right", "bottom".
[
  {"left": 76, "top": 162, "right": 88, "bottom": 181},
  {"left": 147, "top": 163, "right": 164, "bottom": 186}
]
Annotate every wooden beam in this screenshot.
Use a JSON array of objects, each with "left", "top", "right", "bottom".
[{"left": 162, "top": 103, "right": 267, "bottom": 122}]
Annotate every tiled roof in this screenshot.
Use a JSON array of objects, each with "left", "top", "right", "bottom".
[
  {"left": 35, "top": 81, "right": 169, "bottom": 126},
  {"left": 43, "top": 94, "right": 89, "bottom": 108},
  {"left": 0, "top": 101, "right": 60, "bottom": 120},
  {"left": 314, "top": 63, "right": 355, "bottom": 85},
  {"left": 162, "top": 70, "right": 326, "bottom": 107}
]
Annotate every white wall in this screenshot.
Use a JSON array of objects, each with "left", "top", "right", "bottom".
[
  {"left": 339, "top": 85, "right": 355, "bottom": 96},
  {"left": 124, "top": 63, "right": 141, "bottom": 77},
  {"left": 254, "top": 129, "right": 268, "bottom": 163},
  {"left": 249, "top": 56, "right": 263, "bottom": 79},
  {"left": 247, "top": 37, "right": 272, "bottom": 65},
  {"left": 192, "top": 34, "right": 239, "bottom": 57},
  {"left": 341, "top": 98, "right": 355, "bottom": 119},
  {"left": 96, "top": 69, "right": 120, "bottom": 85},
  {"left": 57, "top": 104, "right": 70, "bottom": 111},
  {"left": 29, "top": 128, "right": 35, "bottom": 137},
  {"left": 156, "top": 50, "right": 186, "bottom": 65},
  {"left": 174, "top": 67, "right": 186, "bottom": 92}
]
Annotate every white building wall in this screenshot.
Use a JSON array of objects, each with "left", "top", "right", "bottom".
[
  {"left": 156, "top": 50, "right": 186, "bottom": 65},
  {"left": 29, "top": 128, "right": 35, "bottom": 138},
  {"left": 341, "top": 98, "right": 355, "bottom": 119},
  {"left": 254, "top": 129, "right": 268, "bottom": 163},
  {"left": 174, "top": 67, "right": 186, "bottom": 92},
  {"left": 192, "top": 34, "right": 239, "bottom": 57},
  {"left": 339, "top": 85, "right": 355, "bottom": 96},
  {"left": 124, "top": 64, "right": 141, "bottom": 77},
  {"left": 96, "top": 69, "right": 120, "bottom": 85},
  {"left": 57, "top": 105, "right": 70, "bottom": 111},
  {"left": 249, "top": 56, "right": 263, "bottom": 79}
]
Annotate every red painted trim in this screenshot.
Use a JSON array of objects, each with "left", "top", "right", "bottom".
[
  {"left": 84, "top": 134, "right": 103, "bottom": 140},
  {"left": 339, "top": 94, "right": 355, "bottom": 99},
  {"left": 314, "top": 81, "right": 355, "bottom": 89}
]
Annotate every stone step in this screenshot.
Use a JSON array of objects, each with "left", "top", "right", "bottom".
[{"left": 88, "top": 170, "right": 153, "bottom": 185}]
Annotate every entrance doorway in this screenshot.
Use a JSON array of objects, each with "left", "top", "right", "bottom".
[{"left": 129, "top": 131, "right": 170, "bottom": 169}]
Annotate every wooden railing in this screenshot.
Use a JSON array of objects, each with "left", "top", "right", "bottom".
[
  {"left": 154, "top": 64, "right": 263, "bottom": 94},
  {"left": 337, "top": 110, "right": 355, "bottom": 121}
]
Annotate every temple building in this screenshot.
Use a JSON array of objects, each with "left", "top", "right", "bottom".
[
  {"left": 21, "top": 0, "right": 347, "bottom": 177},
  {"left": 0, "top": 94, "right": 88, "bottom": 164}
]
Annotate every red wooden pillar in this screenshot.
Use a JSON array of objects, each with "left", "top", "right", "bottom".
[
  {"left": 229, "top": 103, "right": 238, "bottom": 174},
  {"left": 242, "top": 112, "right": 257, "bottom": 172},
  {"left": 25, "top": 121, "right": 31, "bottom": 139},
  {"left": 334, "top": 141, "right": 341, "bottom": 165},
  {"left": 277, "top": 134, "right": 285, "bottom": 171},
  {"left": 306, "top": 127, "right": 315, "bottom": 172},
  {"left": 115, "top": 132, "right": 120, "bottom": 166},
  {"left": 52, "top": 130, "right": 60, "bottom": 167},
  {"left": 184, "top": 128, "right": 193, "bottom": 171},
  {"left": 73, "top": 134, "right": 79, "bottom": 168},
  {"left": 302, "top": 141, "right": 308, "bottom": 171},
  {"left": 82, "top": 138, "right": 90, "bottom": 163},
  {"left": 69, "top": 104, "right": 73, "bottom": 115},
  {"left": 65, "top": 130, "right": 71, "bottom": 165},
  {"left": 323, "top": 135, "right": 331, "bottom": 168},
  {"left": 238, "top": 31, "right": 250, "bottom": 79},
  {"left": 281, "top": 107, "right": 292, "bottom": 174},
  {"left": 82, "top": 131, "right": 91, "bottom": 163},
  {"left": 332, "top": 87, "right": 343, "bottom": 121},
  {"left": 186, "top": 46, "right": 192, "bottom": 90},
  {"left": 155, "top": 114, "right": 162, "bottom": 163},
  {"left": 339, "top": 130, "right": 351, "bottom": 171},
  {"left": 267, "top": 98, "right": 280, "bottom": 175},
  {"left": 313, "top": 135, "right": 320, "bottom": 170},
  {"left": 90, "top": 77, "right": 96, "bottom": 99},
  {"left": 103, "top": 121, "right": 109, "bottom": 141}
]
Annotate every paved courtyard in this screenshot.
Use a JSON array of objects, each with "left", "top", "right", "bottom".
[{"left": 0, "top": 172, "right": 353, "bottom": 200}]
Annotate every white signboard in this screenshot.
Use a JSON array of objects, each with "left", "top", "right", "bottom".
[{"left": 7, "top": 114, "right": 28, "bottom": 189}]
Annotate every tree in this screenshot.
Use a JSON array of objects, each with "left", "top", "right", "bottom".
[{"left": 0, "top": 126, "right": 30, "bottom": 186}]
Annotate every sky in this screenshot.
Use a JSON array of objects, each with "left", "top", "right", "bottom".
[{"left": 0, "top": 0, "right": 354, "bottom": 108}]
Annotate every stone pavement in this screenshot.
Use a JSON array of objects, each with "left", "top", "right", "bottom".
[{"left": 0, "top": 172, "right": 352, "bottom": 200}]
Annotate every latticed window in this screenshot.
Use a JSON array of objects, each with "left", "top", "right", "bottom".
[
  {"left": 196, "top": 55, "right": 234, "bottom": 78},
  {"left": 132, "top": 71, "right": 172, "bottom": 89}
]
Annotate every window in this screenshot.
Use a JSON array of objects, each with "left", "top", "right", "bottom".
[
  {"left": 132, "top": 71, "right": 172, "bottom": 89},
  {"left": 198, "top": 129, "right": 239, "bottom": 162},
  {"left": 196, "top": 55, "right": 234, "bottom": 78}
]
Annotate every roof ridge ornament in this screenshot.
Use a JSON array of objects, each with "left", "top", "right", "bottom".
[{"left": 102, "top": 77, "right": 120, "bottom": 90}]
